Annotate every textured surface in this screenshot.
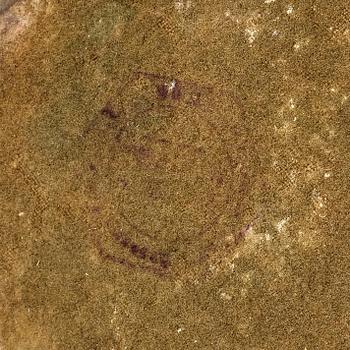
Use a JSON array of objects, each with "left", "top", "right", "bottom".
[{"left": 1, "top": 0, "right": 349, "bottom": 349}]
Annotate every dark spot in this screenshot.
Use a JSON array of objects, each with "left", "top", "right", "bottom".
[
  {"left": 130, "top": 244, "right": 138, "bottom": 254},
  {"left": 171, "top": 81, "right": 181, "bottom": 100},
  {"left": 118, "top": 178, "right": 128, "bottom": 189},
  {"left": 119, "top": 237, "right": 131, "bottom": 248},
  {"left": 115, "top": 126, "right": 126, "bottom": 142},
  {"left": 103, "top": 252, "right": 135, "bottom": 269},
  {"left": 148, "top": 252, "right": 170, "bottom": 269},
  {"left": 157, "top": 84, "right": 168, "bottom": 100},
  {"left": 159, "top": 256, "right": 170, "bottom": 269},
  {"left": 149, "top": 254, "right": 158, "bottom": 264},
  {"left": 100, "top": 103, "right": 118, "bottom": 119},
  {"left": 91, "top": 206, "right": 101, "bottom": 214},
  {"left": 234, "top": 224, "right": 251, "bottom": 245},
  {"left": 89, "top": 163, "right": 96, "bottom": 171},
  {"left": 130, "top": 244, "right": 147, "bottom": 259},
  {"left": 90, "top": 53, "right": 98, "bottom": 62},
  {"left": 138, "top": 247, "right": 147, "bottom": 259},
  {"left": 216, "top": 176, "right": 224, "bottom": 186}
]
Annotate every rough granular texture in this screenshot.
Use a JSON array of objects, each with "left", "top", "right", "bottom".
[{"left": 1, "top": 0, "right": 349, "bottom": 349}]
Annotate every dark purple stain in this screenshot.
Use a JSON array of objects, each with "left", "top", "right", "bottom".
[
  {"left": 157, "top": 84, "right": 168, "bottom": 99},
  {"left": 171, "top": 80, "right": 181, "bottom": 100},
  {"left": 113, "top": 230, "right": 171, "bottom": 272},
  {"left": 100, "top": 103, "right": 118, "bottom": 119}
]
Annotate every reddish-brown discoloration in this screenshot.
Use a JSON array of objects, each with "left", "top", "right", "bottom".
[
  {"left": 234, "top": 223, "right": 252, "bottom": 245},
  {"left": 100, "top": 102, "right": 119, "bottom": 119},
  {"left": 90, "top": 213, "right": 171, "bottom": 277},
  {"left": 113, "top": 230, "right": 171, "bottom": 271},
  {"left": 134, "top": 70, "right": 212, "bottom": 106},
  {"left": 157, "top": 84, "right": 168, "bottom": 99},
  {"left": 171, "top": 80, "right": 181, "bottom": 100},
  {"left": 95, "top": 239, "right": 137, "bottom": 270},
  {"left": 86, "top": 71, "right": 249, "bottom": 278}
]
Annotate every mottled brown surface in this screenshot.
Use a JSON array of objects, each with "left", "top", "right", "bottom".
[{"left": 1, "top": 0, "right": 350, "bottom": 349}]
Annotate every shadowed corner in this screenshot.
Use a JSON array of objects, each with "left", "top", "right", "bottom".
[{"left": 0, "top": 0, "right": 19, "bottom": 15}]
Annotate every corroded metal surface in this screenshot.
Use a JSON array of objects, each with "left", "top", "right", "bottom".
[{"left": 1, "top": 1, "right": 349, "bottom": 349}]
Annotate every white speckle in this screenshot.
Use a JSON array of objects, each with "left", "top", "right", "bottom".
[
  {"left": 245, "top": 27, "right": 258, "bottom": 44},
  {"left": 264, "top": 0, "right": 276, "bottom": 3},
  {"left": 275, "top": 119, "right": 296, "bottom": 135},
  {"left": 177, "top": 327, "right": 183, "bottom": 333},
  {"left": 242, "top": 271, "right": 253, "bottom": 283},
  {"left": 272, "top": 29, "right": 279, "bottom": 36},
  {"left": 265, "top": 233, "right": 272, "bottom": 241},
  {"left": 174, "top": 1, "right": 184, "bottom": 11},
  {"left": 36, "top": 260, "right": 40, "bottom": 266},
  {"left": 289, "top": 98, "right": 295, "bottom": 109},
  {"left": 209, "top": 264, "right": 219, "bottom": 273},
  {"left": 341, "top": 95, "right": 349, "bottom": 104},
  {"left": 293, "top": 42, "right": 300, "bottom": 50},
  {"left": 10, "top": 158, "right": 20, "bottom": 168},
  {"left": 289, "top": 169, "right": 297, "bottom": 183},
  {"left": 224, "top": 10, "right": 231, "bottom": 17},
  {"left": 312, "top": 190, "right": 326, "bottom": 211},
  {"left": 328, "top": 129, "right": 336, "bottom": 138},
  {"left": 293, "top": 38, "right": 311, "bottom": 51},
  {"left": 241, "top": 288, "right": 248, "bottom": 297},
  {"left": 168, "top": 80, "right": 176, "bottom": 92},
  {"left": 174, "top": 0, "right": 191, "bottom": 12},
  {"left": 18, "top": 212, "right": 25, "bottom": 217},
  {"left": 324, "top": 172, "right": 331, "bottom": 178},
  {"left": 85, "top": 272, "right": 89, "bottom": 276},
  {"left": 330, "top": 87, "right": 337, "bottom": 93},
  {"left": 286, "top": 4, "right": 294, "bottom": 15},
  {"left": 276, "top": 217, "right": 290, "bottom": 233},
  {"left": 220, "top": 292, "right": 233, "bottom": 301}
]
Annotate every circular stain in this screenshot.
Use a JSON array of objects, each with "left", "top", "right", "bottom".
[{"left": 82, "top": 71, "right": 258, "bottom": 279}]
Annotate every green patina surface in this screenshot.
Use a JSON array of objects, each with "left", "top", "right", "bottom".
[{"left": 1, "top": 0, "right": 349, "bottom": 349}]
